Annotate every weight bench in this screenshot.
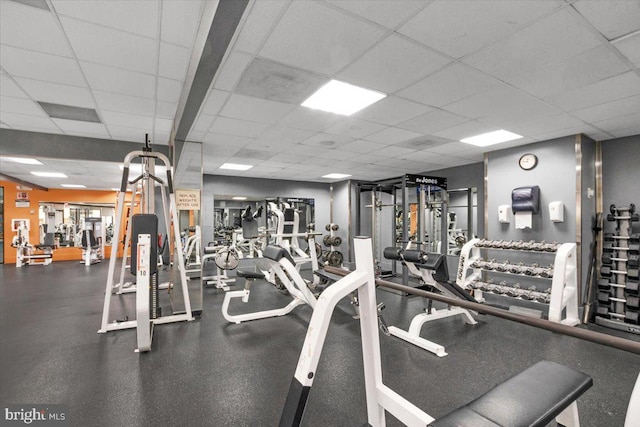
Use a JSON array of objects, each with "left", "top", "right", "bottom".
[
  {"left": 430, "top": 360, "right": 592, "bottom": 427},
  {"left": 384, "top": 246, "right": 477, "bottom": 357},
  {"left": 221, "top": 245, "right": 317, "bottom": 324},
  {"left": 80, "top": 230, "right": 101, "bottom": 266}
]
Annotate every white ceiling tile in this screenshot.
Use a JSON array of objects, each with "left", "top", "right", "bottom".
[
  {"left": 423, "top": 142, "right": 476, "bottom": 156},
  {"left": 200, "top": 89, "right": 229, "bottom": 115},
  {"left": 546, "top": 71, "right": 640, "bottom": 111},
  {"left": 498, "top": 45, "right": 631, "bottom": 99},
  {"left": 52, "top": 118, "right": 109, "bottom": 137},
  {"left": 593, "top": 112, "right": 640, "bottom": 132},
  {"left": 107, "top": 125, "right": 145, "bottom": 142},
  {"left": 213, "top": 51, "right": 254, "bottom": 91},
  {"left": 398, "top": 109, "right": 471, "bottom": 134},
  {"left": 192, "top": 114, "right": 216, "bottom": 133},
  {"left": 93, "top": 90, "right": 154, "bottom": 116},
  {"left": 259, "top": 1, "right": 386, "bottom": 75},
  {"left": 220, "top": 94, "right": 296, "bottom": 124},
  {"left": 159, "top": 42, "right": 190, "bottom": 81},
  {"left": 0, "top": 96, "right": 46, "bottom": 116},
  {"left": 52, "top": 0, "right": 158, "bottom": 39},
  {"left": 210, "top": 117, "right": 269, "bottom": 138},
  {"left": 155, "top": 118, "right": 173, "bottom": 133},
  {"left": 444, "top": 85, "right": 559, "bottom": 124},
  {"left": 398, "top": 63, "right": 499, "bottom": 107},
  {"left": 338, "top": 34, "right": 451, "bottom": 93},
  {"left": 17, "top": 78, "right": 95, "bottom": 108},
  {"left": 608, "top": 124, "right": 640, "bottom": 139},
  {"left": 157, "top": 77, "right": 184, "bottom": 103},
  {"left": 327, "top": 0, "right": 426, "bottom": 28},
  {"left": 161, "top": 0, "right": 203, "bottom": 47},
  {"left": 433, "top": 121, "right": 499, "bottom": 141},
  {"left": 233, "top": 0, "right": 289, "bottom": 54},
  {"left": 352, "top": 96, "right": 432, "bottom": 126},
  {"left": 507, "top": 113, "right": 585, "bottom": 137},
  {"left": 314, "top": 149, "right": 361, "bottom": 161},
  {"left": 82, "top": 62, "right": 155, "bottom": 99},
  {"left": 156, "top": 100, "right": 177, "bottom": 119},
  {"left": 300, "top": 132, "right": 354, "bottom": 148},
  {"left": 0, "top": 112, "right": 59, "bottom": 131},
  {"left": 0, "top": 122, "right": 10, "bottom": 129},
  {"left": 1, "top": 46, "right": 85, "bottom": 86},
  {"left": 0, "top": 1, "right": 72, "bottom": 57},
  {"left": 324, "top": 117, "right": 387, "bottom": 138},
  {"left": 572, "top": 0, "right": 640, "bottom": 40},
  {"left": 0, "top": 74, "right": 28, "bottom": 99},
  {"left": 340, "top": 139, "right": 387, "bottom": 153},
  {"left": 614, "top": 32, "right": 640, "bottom": 67},
  {"left": 258, "top": 126, "right": 314, "bottom": 144},
  {"left": 101, "top": 110, "right": 153, "bottom": 129},
  {"left": 365, "top": 127, "right": 423, "bottom": 144},
  {"left": 572, "top": 95, "right": 640, "bottom": 123},
  {"left": 60, "top": 16, "right": 157, "bottom": 75},
  {"left": 278, "top": 106, "right": 341, "bottom": 132},
  {"left": 370, "top": 145, "right": 417, "bottom": 157},
  {"left": 531, "top": 124, "right": 599, "bottom": 142},
  {"left": 153, "top": 131, "right": 170, "bottom": 145},
  {"left": 186, "top": 129, "right": 206, "bottom": 142},
  {"left": 463, "top": 9, "right": 602, "bottom": 83},
  {"left": 399, "top": 0, "right": 563, "bottom": 59}
]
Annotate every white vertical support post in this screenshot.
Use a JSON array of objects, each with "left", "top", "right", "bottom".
[
  {"left": 135, "top": 234, "right": 152, "bottom": 353},
  {"left": 355, "top": 237, "right": 387, "bottom": 426},
  {"left": 99, "top": 188, "right": 127, "bottom": 333},
  {"left": 549, "top": 243, "right": 579, "bottom": 326}
]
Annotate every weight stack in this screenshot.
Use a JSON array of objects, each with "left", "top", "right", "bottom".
[{"left": 596, "top": 204, "right": 640, "bottom": 333}]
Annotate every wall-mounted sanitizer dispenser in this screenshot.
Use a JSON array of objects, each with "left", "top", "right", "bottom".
[
  {"left": 498, "top": 205, "right": 512, "bottom": 223},
  {"left": 549, "top": 201, "right": 564, "bottom": 223}
]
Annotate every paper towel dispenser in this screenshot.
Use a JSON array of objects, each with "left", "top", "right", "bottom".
[{"left": 512, "top": 186, "right": 540, "bottom": 214}]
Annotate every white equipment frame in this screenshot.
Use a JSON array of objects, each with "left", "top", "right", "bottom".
[
  {"left": 457, "top": 238, "right": 580, "bottom": 326},
  {"left": 387, "top": 242, "right": 476, "bottom": 357},
  {"left": 98, "top": 146, "right": 194, "bottom": 350},
  {"left": 222, "top": 248, "right": 318, "bottom": 324}
]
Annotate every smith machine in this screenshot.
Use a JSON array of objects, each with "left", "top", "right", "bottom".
[
  {"left": 98, "top": 136, "right": 193, "bottom": 352},
  {"left": 355, "top": 174, "right": 473, "bottom": 286}
]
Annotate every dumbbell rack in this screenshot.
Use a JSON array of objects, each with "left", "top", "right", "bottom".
[
  {"left": 322, "top": 223, "right": 343, "bottom": 267},
  {"left": 595, "top": 203, "right": 640, "bottom": 334},
  {"left": 456, "top": 238, "right": 579, "bottom": 326}
]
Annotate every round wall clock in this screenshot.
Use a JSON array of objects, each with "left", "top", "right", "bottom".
[{"left": 519, "top": 153, "right": 538, "bottom": 170}]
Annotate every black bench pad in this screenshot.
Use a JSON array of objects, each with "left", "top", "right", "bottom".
[
  {"left": 237, "top": 270, "right": 264, "bottom": 280},
  {"left": 429, "top": 360, "right": 592, "bottom": 427},
  {"left": 263, "top": 245, "right": 295, "bottom": 265}
]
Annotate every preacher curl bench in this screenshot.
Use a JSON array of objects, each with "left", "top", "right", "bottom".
[{"left": 384, "top": 245, "right": 477, "bottom": 357}]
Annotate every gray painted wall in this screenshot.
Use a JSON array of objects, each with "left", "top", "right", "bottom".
[
  {"left": 601, "top": 134, "right": 640, "bottom": 211},
  {"left": 486, "top": 136, "right": 577, "bottom": 243}
]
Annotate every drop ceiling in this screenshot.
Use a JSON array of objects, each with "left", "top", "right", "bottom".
[{"left": 1, "top": 0, "right": 639, "bottom": 189}]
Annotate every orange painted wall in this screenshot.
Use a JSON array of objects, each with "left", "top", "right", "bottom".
[{"left": 1, "top": 179, "right": 127, "bottom": 264}]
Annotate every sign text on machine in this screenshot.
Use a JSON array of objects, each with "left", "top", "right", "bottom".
[
  {"left": 175, "top": 189, "right": 201, "bottom": 210},
  {"left": 405, "top": 174, "right": 447, "bottom": 189}
]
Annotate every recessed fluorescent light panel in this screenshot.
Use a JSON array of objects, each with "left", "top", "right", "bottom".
[
  {"left": 322, "top": 173, "right": 352, "bottom": 179},
  {"left": 460, "top": 130, "right": 523, "bottom": 147},
  {"left": 232, "top": 196, "right": 247, "bottom": 200},
  {"left": 61, "top": 184, "right": 86, "bottom": 188},
  {"left": 0, "top": 156, "right": 43, "bottom": 165},
  {"left": 302, "top": 80, "right": 386, "bottom": 116},
  {"left": 220, "top": 163, "right": 253, "bottom": 171},
  {"left": 31, "top": 171, "right": 67, "bottom": 178}
]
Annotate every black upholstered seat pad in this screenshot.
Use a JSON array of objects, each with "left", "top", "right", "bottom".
[
  {"left": 430, "top": 360, "right": 592, "bottom": 427},
  {"left": 237, "top": 270, "right": 264, "bottom": 280},
  {"left": 263, "top": 245, "right": 295, "bottom": 265}
]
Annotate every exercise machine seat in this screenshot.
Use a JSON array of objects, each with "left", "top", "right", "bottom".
[
  {"left": 429, "top": 360, "right": 592, "bottom": 427},
  {"left": 35, "top": 233, "right": 56, "bottom": 250},
  {"left": 237, "top": 270, "right": 265, "bottom": 280},
  {"left": 263, "top": 245, "right": 295, "bottom": 266},
  {"left": 81, "top": 230, "right": 99, "bottom": 249}
]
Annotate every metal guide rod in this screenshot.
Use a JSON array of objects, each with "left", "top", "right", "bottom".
[{"left": 324, "top": 266, "right": 640, "bottom": 355}]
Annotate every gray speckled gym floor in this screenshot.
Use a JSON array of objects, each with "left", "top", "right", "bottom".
[{"left": 1, "top": 260, "right": 638, "bottom": 426}]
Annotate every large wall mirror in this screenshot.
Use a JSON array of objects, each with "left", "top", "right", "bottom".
[{"left": 38, "top": 202, "right": 114, "bottom": 248}]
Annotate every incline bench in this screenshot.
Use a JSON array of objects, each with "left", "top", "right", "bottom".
[{"left": 430, "top": 360, "right": 592, "bottom": 427}]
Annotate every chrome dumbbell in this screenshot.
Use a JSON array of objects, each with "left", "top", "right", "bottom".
[{"left": 506, "top": 283, "right": 521, "bottom": 297}]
